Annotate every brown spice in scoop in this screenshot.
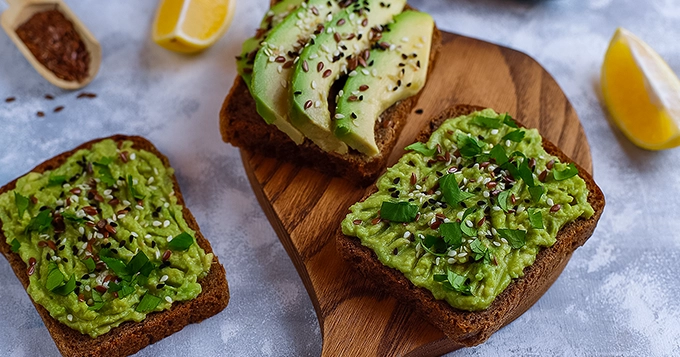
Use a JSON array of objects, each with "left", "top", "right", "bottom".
[{"left": 15, "top": 9, "right": 90, "bottom": 83}]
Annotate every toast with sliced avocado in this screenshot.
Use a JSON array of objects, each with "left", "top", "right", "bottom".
[
  {"left": 337, "top": 105, "right": 605, "bottom": 346},
  {"left": 222, "top": 0, "right": 442, "bottom": 184}
]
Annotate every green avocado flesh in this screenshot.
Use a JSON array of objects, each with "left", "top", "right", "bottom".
[
  {"left": 290, "top": 0, "right": 406, "bottom": 154},
  {"left": 334, "top": 10, "right": 433, "bottom": 156},
  {"left": 237, "top": 0, "right": 304, "bottom": 88},
  {"left": 341, "top": 109, "right": 594, "bottom": 311},
  {"left": 0, "top": 140, "right": 213, "bottom": 337},
  {"left": 251, "top": 0, "right": 342, "bottom": 144}
]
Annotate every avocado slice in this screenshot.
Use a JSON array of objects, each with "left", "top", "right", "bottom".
[
  {"left": 289, "top": 0, "right": 406, "bottom": 154},
  {"left": 251, "top": 0, "right": 343, "bottom": 145},
  {"left": 237, "top": 0, "right": 304, "bottom": 89},
  {"left": 334, "top": 11, "right": 434, "bottom": 156}
]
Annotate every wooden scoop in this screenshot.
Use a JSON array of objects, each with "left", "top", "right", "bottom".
[{"left": 1, "top": 0, "right": 101, "bottom": 89}]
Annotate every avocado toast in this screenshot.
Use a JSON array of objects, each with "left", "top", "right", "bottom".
[
  {"left": 221, "top": 0, "right": 442, "bottom": 184},
  {"left": 337, "top": 105, "right": 605, "bottom": 346},
  {"left": 0, "top": 135, "right": 229, "bottom": 357}
]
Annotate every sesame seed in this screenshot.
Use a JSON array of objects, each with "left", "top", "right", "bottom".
[
  {"left": 493, "top": 241, "right": 501, "bottom": 247},
  {"left": 135, "top": 205, "right": 144, "bottom": 210},
  {"left": 130, "top": 232, "right": 139, "bottom": 237},
  {"left": 547, "top": 198, "right": 554, "bottom": 206},
  {"left": 153, "top": 221, "right": 162, "bottom": 227},
  {"left": 311, "top": 80, "right": 317, "bottom": 89},
  {"left": 67, "top": 314, "right": 73, "bottom": 321},
  {"left": 348, "top": 70, "right": 358, "bottom": 77},
  {"left": 491, "top": 129, "right": 499, "bottom": 135},
  {"left": 163, "top": 220, "right": 170, "bottom": 228},
  {"left": 78, "top": 227, "right": 85, "bottom": 235},
  {"left": 465, "top": 220, "right": 473, "bottom": 227},
  {"left": 314, "top": 100, "right": 321, "bottom": 108},
  {"left": 130, "top": 153, "right": 136, "bottom": 160},
  {"left": 493, "top": 206, "right": 502, "bottom": 211},
  {"left": 160, "top": 275, "right": 168, "bottom": 282},
  {"left": 447, "top": 258, "right": 456, "bottom": 264},
  {"left": 506, "top": 140, "right": 511, "bottom": 147},
  {"left": 335, "top": 113, "right": 345, "bottom": 119},
  {"left": 167, "top": 236, "right": 173, "bottom": 242}
]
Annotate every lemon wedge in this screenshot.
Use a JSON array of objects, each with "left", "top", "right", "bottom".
[
  {"left": 152, "top": 0, "right": 235, "bottom": 53},
  {"left": 601, "top": 28, "right": 680, "bottom": 150}
]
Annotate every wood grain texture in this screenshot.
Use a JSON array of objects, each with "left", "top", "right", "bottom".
[{"left": 240, "top": 31, "right": 592, "bottom": 356}]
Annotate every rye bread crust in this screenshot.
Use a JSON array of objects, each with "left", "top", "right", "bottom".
[
  {"left": 336, "top": 105, "right": 605, "bottom": 346},
  {"left": 219, "top": 10, "right": 442, "bottom": 185},
  {"left": 0, "top": 135, "right": 230, "bottom": 357}
]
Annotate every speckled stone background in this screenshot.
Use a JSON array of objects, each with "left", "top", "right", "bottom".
[{"left": 1, "top": 0, "right": 679, "bottom": 356}]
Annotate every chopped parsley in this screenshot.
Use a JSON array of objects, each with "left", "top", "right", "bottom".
[
  {"left": 439, "top": 174, "right": 474, "bottom": 206},
  {"left": 380, "top": 201, "right": 418, "bottom": 223},
  {"left": 404, "top": 142, "right": 436, "bottom": 156},
  {"left": 439, "top": 222, "right": 463, "bottom": 249},
  {"left": 553, "top": 163, "right": 579, "bottom": 181},
  {"left": 14, "top": 192, "right": 29, "bottom": 219},
  {"left": 136, "top": 293, "right": 161, "bottom": 313},
  {"left": 497, "top": 229, "right": 526, "bottom": 249},
  {"left": 528, "top": 209, "right": 544, "bottom": 229},
  {"left": 502, "top": 129, "right": 525, "bottom": 142}
]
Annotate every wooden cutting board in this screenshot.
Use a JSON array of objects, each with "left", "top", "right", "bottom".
[{"left": 240, "top": 31, "right": 592, "bottom": 356}]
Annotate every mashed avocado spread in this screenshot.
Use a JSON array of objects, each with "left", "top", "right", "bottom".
[
  {"left": 0, "top": 140, "right": 212, "bottom": 337},
  {"left": 341, "top": 109, "right": 594, "bottom": 311}
]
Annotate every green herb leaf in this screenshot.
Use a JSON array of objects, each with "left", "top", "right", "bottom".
[
  {"left": 94, "top": 160, "right": 116, "bottom": 186},
  {"left": 26, "top": 210, "right": 52, "bottom": 233},
  {"left": 99, "top": 254, "right": 129, "bottom": 279},
  {"left": 82, "top": 257, "right": 95, "bottom": 273},
  {"left": 52, "top": 274, "right": 76, "bottom": 295},
  {"left": 462, "top": 207, "right": 476, "bottom": 220},
  {"left": 498, "top": 191, "right": 511, "bottom": 212},
  {"left": 458, "top": 134, "right": 483, "bottom": 158},
  {"left": 127, "top": 175, "right": 145, "bottom": 200},
  {"left": 528, "top": 209, "right": 544, "bottom": 229},
  {"left": 168, "top": 232, "right": 194, "bottom": 251},
  {"left": 45, "top": 262, "right": 65, "bottom": 291},
  {"left": 553, "top": 163, "right": 579, "bottom": 181},
  {"left": 470, "top": 238, "right": 488, "bottom": 261},
  {"left": 497, "top": 229, "right": 526, "bottom": 249},
  {"left": 108, "top": 279, "right": 137, "bottom": 298},
  {"left": 433, "top": 274, "right": 448, "bottom": 282},
  {"left": 470, "top": 116, "right": 503, "bottom": 129},
  {"left": 439, "top": 174, "right": 474, "bottom": 206},
  {"left": 447, "top": 270, "right": 472, "bottom": 295},
  {"left": 136, "top": 293, "right": 162, "bottom": 313},
  {"left": 88, "top": 290, "right": 105, "bottom": 311},
  {"left": 460, "top": 221, "right": 477, "bottom": 237},
  {"left": 98, "top": 156, "right": 113, "bottom": 165},
  {"left": 47, "top": 172, "right": 67, "bottom": 187},
  {"left": 500, "top": 113, "right": 519, "bottom": 128},
  {"left": 440, "top": 222, "right": 463, "bottom": 249},
  {"left": 422, "top": 235, "right": 448, "bottom": 256},
  {"left": 10, "top": 238, "right": 20, "bottom": 252},
  {"left": 139, "top": 262, "right": 156, "bottom": 277},
  {"left": 127, "top": 251, "right": 149, "bottom": 275},
  {"left": 516, "top": 159, "right": 535, "bottom": 187},
  {"left": 404, "top": 142, "right": 436, "bottom": 156},
  {"left": 380, "top": 201, "right": 418, "bottom": 223},
  {"left": 14, "top": 192, "right": 29, "bottom": 219},
  {"left": 528, "top": 185, "right": 545, "bottom": 202},
  {"left": 501, "top": 129, "right": 525, "bottom": 143},
  {"left": 489, "top": 145, "right": 508, "bottom": 166},
  {"left": 62, "top": 211, "right": 85, "bottom": 223}
]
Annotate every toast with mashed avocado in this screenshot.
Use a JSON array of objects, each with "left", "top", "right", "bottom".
[
  {"left": 221, "top": 0, "right": 441, "bottom": 184},
  {"left": 0, "top": 135, "right": 229, "bottom": 357},
  {"left": 337, "top": 105, "right": 605, "bottom": 346}
]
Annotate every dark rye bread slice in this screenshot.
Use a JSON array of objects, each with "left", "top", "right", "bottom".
[
  {"left": 0, "top": 135, "right": 230, "bottom": 357},
  {"left": 337, "top": 104, "right": 605, "bottom": 346},
  {"left": 219, "top": 4, "right": 442, "bottom": 185}
]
